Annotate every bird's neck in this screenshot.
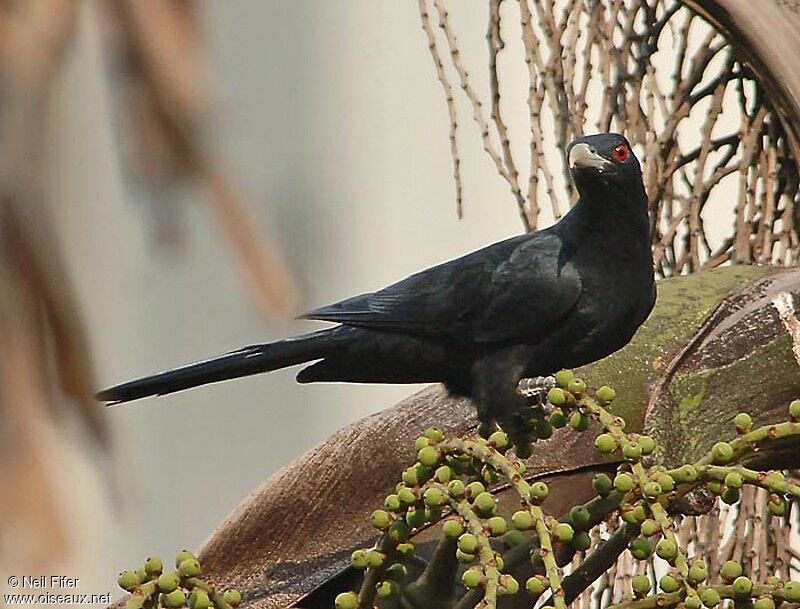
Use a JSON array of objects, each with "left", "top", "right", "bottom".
[{"left": 562, "top": 181, "right": 651, "bottom": 254}]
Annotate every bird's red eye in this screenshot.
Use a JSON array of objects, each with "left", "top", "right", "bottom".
[{"left": 613, "top": 143, "right": 629, "bottom": 163}]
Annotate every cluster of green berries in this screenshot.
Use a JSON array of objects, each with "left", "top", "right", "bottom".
[
  {"left": 500, "top": 370, "right": 601, "bottom": 457},
  {"left": 631, "top": 560, "right": 800, "bottom": 608},
  {"left": 117, "top": 550, "right": 241, "bottom": 609}
]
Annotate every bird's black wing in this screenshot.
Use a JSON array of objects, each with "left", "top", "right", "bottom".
[
  {"left": 470, "top": 234, "right": 582, "bottom": 343},
  {"left": 302, "top": 232, "right": 581, "bottom": 344}
]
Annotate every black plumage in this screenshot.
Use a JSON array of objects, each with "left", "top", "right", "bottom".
[{"left": 98, "top": 133, "right": 655, "bottom": 423}]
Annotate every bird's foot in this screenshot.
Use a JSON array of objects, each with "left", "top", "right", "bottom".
[{"left": 516, "top": 375, "right": 556, "bottom": 403}]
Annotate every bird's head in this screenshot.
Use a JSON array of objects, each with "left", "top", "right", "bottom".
[{"left": 567, "top": 133, "right": 643, "bottom": 196}]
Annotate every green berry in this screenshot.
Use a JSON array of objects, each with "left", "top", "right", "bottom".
[
  {"left": 732, "top": 576, "right": 753, "bottom": 596},
  {"left": 389, "top": 519, "right": 410, "bottom": 543},
  {"left": 370, "top": 509, "right": 391, "bottom": 530},
  {"left": 384, "top": 494, "right": 401, "bottom": 511},
  {"left": 335, "top": 592, "right": 358, "bottom": 609},
  {"left": 417, "top": 446, "right": 440, "bottom": 467},
  {"left": 157, "top": 572, "right": 180, "bottom": 593},
  {"left": 707, "top": 480, "right": 723, "bottom": 495},
  {"left": 592, "top": 473, "right": 613, "bottom": 496},
  {"left": 711, "top": 442, "right": 734, "bottom": 464},
  {"left": 685, "top": 594, "right": 702, "bottom": 609},
  {"left": 396, "top": 543, "right": 415, "bottom": 557},
  {"left": 117, "top": 571, "right": 139, "bottom": 591},
  {"left": 660, "top": 574, "right": 680, "bottom": 593},
  {"left": 386, "top": 563, "right": 408, "bottom": 582},
  {"left": 402, "top": 467, "right": 420, "bottom": 486},
  {"left": 458, "top": 533, "right": 479, "bottom": 554},
  {"left": 614, "top": 472, "right": 634, "bottom": 493},
  {"left": 366, "top": 550, "right": 384, "bottom": 568},
  {"left": 134, "top": 568, "right": 147, "bottom": 584},
  {"left": 688, "top": 561, "right": 707, "bottom": 583},
  {"left": 488, "top": 516, "right": 508, "bottom": 537},
  {"left": 443, "top": 519, "right": 465, "bottom": 538},
  {"left": 643, "top": 481, "right": 662, "bottom": 498},
  {"left": 572, "top": 531, "right": 591, "bottom": 551},
  {"left": 530, "top": 481, "right": 549, "bottom": 502},
  {"left": 569, "top": 412, "right": 590, "bottom": 431},
  {"left": 674, "top": 464, "right": 698, "bottom": 483},
  {"left": 351, "top": 550, "right": 368, "bottom": 569},
  {"left": 175, "top": 550, "right": 195, "bottom": 568},
  {"left": 568, "top": 378, "right": 587, "bottom": 395},
  {"left": 398, "top": 487, "right": 417, "bottom": 505},
  {"left": 502, "top": 530, "right": 525, "bottom": 547},
  {"left": 768, "top": 496, "right": 787, "bottom": 516},
  {"left": 734, "top": 412, "right": 753, "bottom": 431},
  {"left": 553, "top": 522, "right": 574, "bottom": 543},
  {"left": 512, "top": 510, "right": 534, "bottom": 530},
  {"left": 789, "top": 399, "right": 800, "bottom": 422},
  {"left": 783, "top": 582, "right": 800, "bottom": 603},
  {"left": 555, "top": 369, "right": 574, "bottom": 388},
  {"left": 222, "top": 588, "right": 242, "bottom": 607},
  {"left": 456, "top": 549, "right": 476, "bottom": 563},
  {"left": 595, "top": 434, "right": 617, "bottom": 454},
  {"left": 189, "top": 590, "right": 211, "bottom": 609},
  {"left": 405, "top": 506, "right": 426, "bottom": 528},
  {"left": 447, "top": 479, "right": 465, "bottom": 499},
  {"left": 473, "top": 492, "right": 496, "bottom": 516},
  {"left": 489, "top": 431, "right": 509, "bottom": 449},
  {"left": 656, "top": 538, "right": 678, "bottom": 561},
  {"left": 720, "top": 560, "right": 743, "bottom": 582},
  {"left": 639, "top": 435, "right": 656, "bottom": 455},
  {"left": 754, "top": 597, "right": 775, "bottom": 609},
  {"left": 434, "top": 466, "right": 453, "bottom": 484},
  {"left": 597, "top": 385, "right": 616, "bottom": 403},
  {"left": 462, "top": 568, "right": 483, "bottom": 589},
  {"left": 414, "top": 436, "right": 431, "bottom": 451},
  {"left": 425, "top": 427, "right": 444, "bottom": 442},
  {"left": 641, "top": 519, "right": 659, "bottom": 537},
  {"left": 423, "top": 487, "right": 444, "bottom": 507},
  {"left": 701, "top": 588, "right": 720, "bottom": 607},
  {"left": 465, "top": 481, "right": 486, "bottom": 500},
  {"left": 722, "top": 486, "right": 741, "bottom": 505},
  {"left": 724, "top": 472, "right": 743, "bottom": 489},
  {"left": 178, "top": 558, "right": 201, "bottom": 578},
  {"left": 500, "top": 575, "right": 520, "bottom": 595},
  {"left": 377, "top": 581, "right": 398, "bottom": 598},
  {"left": 569, "top": 506, "right": 591, "bottom": 528},
  {"left": 550, "top": 409, "right": 568, "bottom": 428},
  {"left": 631, "top": 574, "right": 651, "bottom": 596},
  {"left": 530, "top": 549, "right": 544, "bottom": 567},
  {"left": 526, "top": 576, "right": 546, "bottom": 596},
  {"left": 164, "top": 589, "right": 186, "bottom": 608},
  {"left": 533, "top": 420, "right": 554, "bottom": 439},
  {"left": 514, "top": 441, "right": 534, "bottom": 459},
  {"left": 548, "top": 387, "right": 567, "bottom": 406},
  {"left": 144, "top": 556, "right": 163, "bottom": 577},
  {"left": 623, "top": 443, "right": 643, "bottom": 461},
  {"left": 657, "top": 474, "right": 675, "bottom": 492},
  {"left": 629, "top": 538, "right": 652, "bottom": 560}
]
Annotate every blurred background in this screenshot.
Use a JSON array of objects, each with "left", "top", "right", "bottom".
[{"left": 0, "top": 1, "right": 529, "bottom": 602}]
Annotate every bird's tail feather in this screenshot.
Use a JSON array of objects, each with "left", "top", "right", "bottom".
[{"left": 97, "top": 329, "right": 339, "bottom": 404}]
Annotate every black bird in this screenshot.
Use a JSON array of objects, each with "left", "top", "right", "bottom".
[{"left": 98, "top": 133, "right": 655, "bottom": 423}]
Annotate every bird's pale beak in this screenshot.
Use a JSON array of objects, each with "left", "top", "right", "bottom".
[{"left": 569, "top": 143, "right": 611, "bottom": 171}]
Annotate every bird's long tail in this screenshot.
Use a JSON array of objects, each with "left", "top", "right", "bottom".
[{"left": 97, "top": 329, "right": 341, "bottom": 404}]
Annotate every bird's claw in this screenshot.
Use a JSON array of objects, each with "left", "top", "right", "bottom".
[{"left": 516, "top": 375, "right": 556, "bottom": 402}]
